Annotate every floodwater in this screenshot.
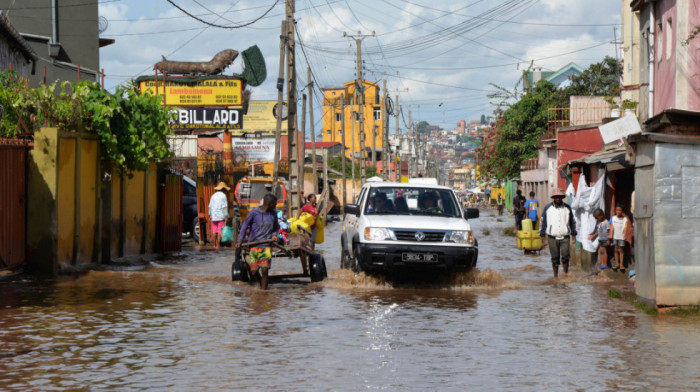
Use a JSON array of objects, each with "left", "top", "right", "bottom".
[{"left": 1, "top": 210, "right": 699, "bottom": 391}]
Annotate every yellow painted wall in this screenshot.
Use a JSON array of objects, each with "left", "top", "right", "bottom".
[
  {"left": 78, "top": 139, "right": 98, "bottom": 262},
  {"left": 146, "top": 164, "right": 157, "bottom": 253},
  {"left": 27, "top": 128, "right": 59, "bottom": 274},
  {"left": 111, "top": 172, "right": 122, "bottom": 256},
  {"left": 111, "top": 165, "right": 158, "bottom": 256},
  {"left": 125, "top": 170, "right": 145, "bottom": 255},
  {"left": 322, "top": 80, "right": 385, "bottom": 159},
  {"left": 57, "top": 137, "right": 76, "bottom": 266}
]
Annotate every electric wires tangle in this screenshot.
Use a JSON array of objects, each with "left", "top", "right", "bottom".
[{"left": 165, "top": 0, "right": 280, "bottom": 29}]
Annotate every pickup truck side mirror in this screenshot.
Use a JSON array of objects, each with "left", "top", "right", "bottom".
[
  {"left": 345, "top": 203, "right": 360, "bottom": 216},
  {"left": 464, "top": 208, "right": 479, "bottom": 220}
]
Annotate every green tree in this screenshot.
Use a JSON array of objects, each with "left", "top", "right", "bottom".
[
  {"left": 480, "top": 81, "right": 565, "bottom": 180},
  {"left": 480, "top": 57, "right": 622, "bottom": 180},
  {"left": 416, "top": 120, "right": 430, "bottom": 135},
  {"left": 328, "top": 156, "right": 377, "bottom": 178},
  {"left": 563, "top": 56, "right": 622, "bottom": 96}
]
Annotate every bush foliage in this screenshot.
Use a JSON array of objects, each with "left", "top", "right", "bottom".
[{"left": 0, "top": 70, "right": 173, "bottom": 174}]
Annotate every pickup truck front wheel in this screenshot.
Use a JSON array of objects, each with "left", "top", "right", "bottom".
[{"left": 352, "top": 245, "right": 363, "bottom": 274}]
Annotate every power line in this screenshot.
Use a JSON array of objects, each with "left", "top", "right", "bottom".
[{"left": 164, "top": 0, "right": 280, "bottom": 29}]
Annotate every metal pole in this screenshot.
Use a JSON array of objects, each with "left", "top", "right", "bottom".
[
  {"left": 351, "top": 106, "right": 356, "bottom": 200},
  {"left": 308, "top": 67, "right": 318, "bottom": 194},
  {"left": 381, "top": 79, "right": 387, "bottom": 180},
  {"left": 344, "top": 31, "right": 374, "bottom": 185},
  {"left": 272, "top": 20, "right": 286, "bottom": 195},
  {"left": 395, "top": 94, "right": 399, "bottom": 181},
  {"left": 300, "top": 92, "right": 307, "bottom": 200},
  {"left": 286, "top": 0, "right": 299, "bottom": 217},
  {"left": 341, "top": 97, "right": 347, "bottom": 214}
]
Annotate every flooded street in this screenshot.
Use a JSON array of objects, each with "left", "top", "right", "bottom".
[{"left": 2, "top": 209, "right": 699, "bottom": 391}]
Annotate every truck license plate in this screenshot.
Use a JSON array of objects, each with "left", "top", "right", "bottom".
[{"left": 402, "top": 253, "right": 438, "bottom": 262}]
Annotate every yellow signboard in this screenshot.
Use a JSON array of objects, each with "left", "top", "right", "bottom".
[
  {"left": 139, "top": 79, "right": 242, "bottom": 107},
  {"left": 236, "top": 100, "right": 288, "bottom": 136}
]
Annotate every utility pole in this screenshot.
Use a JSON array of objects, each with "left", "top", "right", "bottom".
[
  {"left": 381, "top": 79, "right": 388, "bottom": 180},
  {"left": 271, "top": 19, "right": 287, "bottom": 195},
  {"left": 308, "top": 67, "right": 318, "bottom": 194},
  {"left": 409, "top": 109, "right": 414, "bottom": 179},
  {"left": 340, "top": 97, "right": 347, "bottom": 214},
  {"left": 300, "top": 92, "right": 307, "bottom": 197},
  {"left": 286, "top": 0, "right": 300, "bottom": 217},
  {"left": 344, "top": 30, "right": 374, "bottom": 185},
  {"left": 371, "top": 122, "right": 376, "bottom": 171},
  {"left": 351, "top": 106, "right": 356, "bottom": 200},
  {"left": 394, "top": 94, "right": 399, "bottom": 181}
]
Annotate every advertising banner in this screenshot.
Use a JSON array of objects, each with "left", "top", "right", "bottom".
[
  {"left": 232, "top": 133, "right": 275, "bottom": 162},
  {"left": 139, "top": 78, "right": 243, "bottom": 107},
  {"left": 173, "top": 108, "right": 243, "bottom": 129},
  {"left": 236, "top": 100, "right": 288, "bottom": 136}
]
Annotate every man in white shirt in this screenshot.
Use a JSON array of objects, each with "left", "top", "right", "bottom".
[{"left": 540, "top": 187, "right": 577, "bottom": 278}]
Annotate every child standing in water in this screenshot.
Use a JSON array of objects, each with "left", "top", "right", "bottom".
[
  {"left": 588, "top": 208, "right": 610, "bottom": 271},
  {"left": 608, "top": 204, "right": 630, "bottom": 272}
]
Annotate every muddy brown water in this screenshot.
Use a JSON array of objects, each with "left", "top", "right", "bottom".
[{"left": 1, "top": 210, "right": 699, "bottom": 391}]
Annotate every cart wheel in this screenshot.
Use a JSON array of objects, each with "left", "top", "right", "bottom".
[
  {"left": 232, "top": 250, "right": 250, "bottom": 282},
  {"left": 309, "top": 253, "right": 326, "bottom": 282}
]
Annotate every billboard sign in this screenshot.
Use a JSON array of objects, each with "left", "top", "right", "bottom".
[
  {"left": 139, "top": 78, "right": 243, "bottom": 107},
  {"left": 232, "top": 133, "right": 275, "bottom": 161},
  {"left": 236, "top": 100, "right": 288, "bottom": 136},
  {"left": 173, "top": 108, "right": 242, "bottom": 129}
]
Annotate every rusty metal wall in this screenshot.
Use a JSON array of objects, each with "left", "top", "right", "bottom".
[
  {"left": 160, "top": 174, "right": 183, "bottom": 253},
  {"left": 0, "top": 142, "right": 28, "bottom": 269}
]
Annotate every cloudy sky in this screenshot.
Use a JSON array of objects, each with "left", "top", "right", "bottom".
[{"left": 99, "top": 0, "right": 623, "bottom": 132}]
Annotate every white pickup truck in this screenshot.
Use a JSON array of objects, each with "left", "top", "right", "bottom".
[{"left": 340, "top": 181, "right": 479, "bottom": 275}]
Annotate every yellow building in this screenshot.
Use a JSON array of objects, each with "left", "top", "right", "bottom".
[{"left": 322, "top": 80, "right": 385, "bottom": 160}]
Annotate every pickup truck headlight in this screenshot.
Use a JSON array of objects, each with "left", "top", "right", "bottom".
[
  {"left": 364, "top": 227, "right": 395, "bottom": 241},
  {"left": 447, "top": 230, "right": 473, "bottom": 244}
]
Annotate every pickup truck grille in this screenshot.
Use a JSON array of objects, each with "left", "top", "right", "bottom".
[{"left": 393, "top": 230, "right": 446, "bottom": 242}]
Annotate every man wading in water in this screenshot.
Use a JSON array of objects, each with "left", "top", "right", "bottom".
[
  {"left": 235, "top": 193, "right": 280, "bottom": 290},
  {"left": 540, "top": 188, "right": 577, "bottom": 278}
]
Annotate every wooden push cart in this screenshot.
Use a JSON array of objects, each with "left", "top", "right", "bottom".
[{"left": 231, "top": 227, "right": 328, "bottom": 284}]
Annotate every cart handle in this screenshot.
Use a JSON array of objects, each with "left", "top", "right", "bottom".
[{"left": 240, "top": 239, "right": 288, "bottom": 252}]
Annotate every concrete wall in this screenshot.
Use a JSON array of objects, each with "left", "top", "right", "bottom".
[
  {"left": 556, "top": 125, "right": 603, "bottom": 189},
  {"left": 0, "top": 0, "right": 101, "bottom": 87}
]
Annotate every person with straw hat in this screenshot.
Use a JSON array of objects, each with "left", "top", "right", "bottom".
[
  {"left": 540, "top": 187, "right": 577, "bottom": 278},
  {"left": 209, "top": 181, "right": 230, "bottom": 250}
]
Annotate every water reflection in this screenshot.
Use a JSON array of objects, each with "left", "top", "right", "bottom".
[{"left": 1, "top": 214, "right": 699, "bottom": 391}]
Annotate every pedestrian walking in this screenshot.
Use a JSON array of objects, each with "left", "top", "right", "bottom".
[
  {"left": 513, "top": 189, "right": 526, "bottom": 230},
  {"left": 540, "top": 188, "right": 577, "bottom": 278},
  {"left": 497, "top": 194, "right": 504, "bottom": 216},
  {"left": 524, "top": 191, "right": 539, "bottom": 228},
  {"left": 208, "top": 181, "right": 230, "bottom": 250}
]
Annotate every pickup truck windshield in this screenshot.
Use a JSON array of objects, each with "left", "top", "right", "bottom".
[{"left": 364, "top": 187, "right": 460, "bottom": 217}]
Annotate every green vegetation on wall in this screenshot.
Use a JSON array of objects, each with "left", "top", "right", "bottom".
[{"left": 0, "top": 70, "right": 173, "bottom": 174}]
